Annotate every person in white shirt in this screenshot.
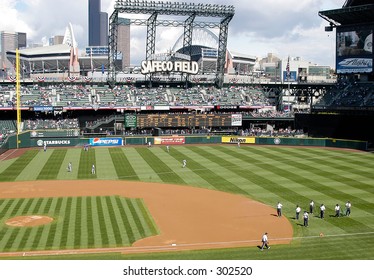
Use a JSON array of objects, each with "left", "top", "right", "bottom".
[
  {"left": 335, "top": 204, "right": 340, "bottom": 217},
  {"left": 182, "top": 159, "right": 187, "bottom": 168},
  {"left": 276, "top": 202, "right": 283, "bottom": 217},
  {"left": 309, "top": 200, "right": 315, "bottom": 215},
  {"left": 91, "top": 164, "right": 96, "bottom": 174},
  {"left": 345, "top": 201, "right": 351, "bottom": 216},
  {"left": 166, "top": 145, "right": 170, "bottom": 153},
  {"left": 67, "top": 162, "right": 72, "bottom": 172},
  {"left": 295, "top": 205, "right": 301, "bottom": 220},
  {"left": 320, "top": 204, "right": 326, "bottom": 219},
  {"left": 260, "top": 232, "right": 270, "bottom": 250},
  {"left": 303, "top": 211, "right": 309, "bottom": 227}
]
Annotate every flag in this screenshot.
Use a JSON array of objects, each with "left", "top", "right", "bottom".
[
  {"left": 90, "top": 48, "right": 94, "bottom": 73},
  {"left": 286, "top": 56, "right": 290, "bottom": 81}
]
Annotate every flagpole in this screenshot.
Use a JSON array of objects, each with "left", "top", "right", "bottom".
[{"left": 16, "top": 49, "right": 21, "bottom": 149}]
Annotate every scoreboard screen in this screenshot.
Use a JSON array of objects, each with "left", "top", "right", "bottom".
[{"left": 137, "top": 114, "right": 233, "bottom": 128}]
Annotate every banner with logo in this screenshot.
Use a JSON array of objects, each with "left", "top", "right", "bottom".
[
  {"left": 34, "top": 139, "right": 76, "bottom": 147},
  {"left": 222, "top": 136, "right": 255, "bottom": 144},
  {"left": 154, "top": 136, "right": 185, "bottom": 145},
  {"left": 89, "top": 138, "right": 123, "bottom": 146}
]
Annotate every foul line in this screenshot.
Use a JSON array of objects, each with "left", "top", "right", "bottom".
[{"left": 2, "top": 231, "right": 374, "bottom": 258}]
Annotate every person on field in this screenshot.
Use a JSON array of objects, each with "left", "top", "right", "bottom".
[
  {"left": 182, "top": 159, "right": 187, "bottom": 168},
  {"left": 303, "top": 211, "right": 309, "bottom": 227},
  {"left": 67, "top": 162, "right": 72, "bottom": 172},
  {"left": 260, "top": 232, "right": 270, "bottom": 250},
  {"left": 309, "top": 200, "right": 315, "bottom": 215},
  {"left": 345, "top": 201, "right": 352, "bottom": 216},
  {"left": 166, "top": 145, "right": 170, "bottom": 153},
  {"left": 43, "top": 142, "right": 47, "bottom": 152},
  {"left": 320, "top": 203, "right": 326, "bottom": 219},
  {"left": 276, "top": 202, "right": 283, "bottom": 217},
  {"left": 295, "top": 205, "right": 301, "bottom": 220},
  {"left": 335, "top": 203, "right": 341, "bottom": 217},
  {"left": 91, "top": 164, "right": 96, "bottom": 174}
]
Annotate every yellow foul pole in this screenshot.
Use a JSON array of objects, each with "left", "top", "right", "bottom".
[{"left": 16, "top": 49, "right": 21, "bottom": 148}]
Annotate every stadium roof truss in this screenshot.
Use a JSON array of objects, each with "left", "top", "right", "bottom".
[
  {"left": 108, "top": 0, "right": 235, "bottom": 88},
  {"left": 319, "top": 4, "right": 374, "bottom": 26}
]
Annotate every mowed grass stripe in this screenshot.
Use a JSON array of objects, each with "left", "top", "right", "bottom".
[
  {"left": 66, "top": 197, "right": 78, "bottom": 249},
  {"left": 151, "top": 147, "right": 214, "bottom": 189},
  {"left": 215, "top": 146, "right": 356, "bottom": 232},
  {"left": 284, "top": 148, "right": 374, "bottom": 193},
  {"left": 74, "top": 197, "right": 82, "bottom": 249},
  {"left": 96, "top": 197, "right": 110, "bottom": 246},
  {"left": 109, "top": 148, "right": 139, "bottom": 181},
  {"left": 301, "top": 148, "right": 374, "bottom": 170},
  {"left": 125, "top": 198, "right": 146, "bottom": 238},
  {"left": 37, "top": 149, "right": 67, "bottom": 180},
  {"left": 39, "top": 198, "right": 58, "bottom": 250},
  {"left": 184, "top": 146, "right": 252, "bottom": 195},
  {"left": 124, "top": 148, "right": 162, "bottom": 182},
  {"left": 168, "top": 147, "right": 243, "bottom": 194},
  {"left": 95, "top": 148, "right": 118, "bottom": 180},
  {"left": 115, "top": 196, "right": 135, "bottom": 244},
  {"left": 136, "top": 148, "right": 185, "bottom": 185},
  {"left": 0, "top": 150, "right": 39, "bottom": 181},
  {"left": 45, "top": 197, "right": 63, "bottom": 250},
  {"left": 90, "top": 197, "right": 103, "bottom": 247},
  {"left": 16, "top": 150, "right": 53, "bottom": 181},
  {"left": 242, "top": 146, "right": 374, "bottom": 232},
  {"left": 136, "top": 199, "right": 158, "bottom": 236},
  {"left": 258, "top": 147, "right": 374, "bottom": 215},
  {"left": 105, "top": 196, "right": 124, "bottom": 245},
  {"left": 78, "top": 149, "right": 96, "bottom": 179},
  {"left": 86, "top": 197, "right": 95, "bottom": 247},
  {"left": 59, "top": 197, "right": 73, "bottom": 249}
]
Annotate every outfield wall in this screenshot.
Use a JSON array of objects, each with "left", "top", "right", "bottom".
[{"left": 4, "top": 133, "right": 368, "bottom": 151}]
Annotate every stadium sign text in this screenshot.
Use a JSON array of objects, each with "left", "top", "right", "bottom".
[{"left": 141, "top": 60, "right": 199, "bottom": 75}]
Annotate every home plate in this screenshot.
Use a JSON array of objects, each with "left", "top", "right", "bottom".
[{"left": 171, "top": 243, "right": 177, "bottom": 246}]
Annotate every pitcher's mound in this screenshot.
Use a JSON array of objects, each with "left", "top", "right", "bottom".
[{"left": 5, "top": 215, "right": 53, "bottom": 227}]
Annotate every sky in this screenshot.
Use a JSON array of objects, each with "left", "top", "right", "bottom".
[{"left": 0, "top": 0, "right": 347, "bottom": 67}]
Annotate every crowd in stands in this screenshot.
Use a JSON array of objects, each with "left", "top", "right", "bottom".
[
  {"left": 315, "top": 80, "right": 374, "bottom": 108},
  {"left": 0, "top": 84, "right": 275, "bottom": 108},
  {"left": 24, "top": 118, "right": 79, "bottom": 130}
]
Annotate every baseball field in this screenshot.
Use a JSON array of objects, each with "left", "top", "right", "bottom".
[{"left": 0, "top": 144, "right": 373, "bottom": 260}]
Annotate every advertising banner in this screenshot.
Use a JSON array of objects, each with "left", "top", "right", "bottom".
[
  {"left": 89, "top": 138, "right": 123, "bottom": 146},
  {"left": 154, "top": 136, "right": 185, "bottom": 145},
  {"left": 222, "top": 136, "right": 255, "bottom": 144},
  {"left": 336, "top": 27, "right": 373, "bottom": 74}
]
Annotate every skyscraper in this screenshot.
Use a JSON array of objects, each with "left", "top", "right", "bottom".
[
  {"left": 88, "top": 0, "right": 108, "bottom": 46},
  {"left": 100, "top": 12, "right": 108, "bottom": 46},
  {"left": 117, "top": 18, "right": 131, "bottom": 69},
  {"left": 1, "top": 31, "right": 27, "bottom": 71}
]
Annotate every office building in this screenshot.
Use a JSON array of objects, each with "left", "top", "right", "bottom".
[
  {"left": 1, "top": 31, "right": 27, "bottom": 71},
  {"left": 88, "top": 0, "right": 108, "bottom": 46},
  {"left": 117, "top": 18, "right": 131, "bottom": 69}
]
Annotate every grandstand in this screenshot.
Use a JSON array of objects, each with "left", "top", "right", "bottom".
[{"left": 295, "top": 0, "right": 374, "bottom": 147}]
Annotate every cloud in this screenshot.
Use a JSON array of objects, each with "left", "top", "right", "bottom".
[{"left": 0, "top": 0, "right": 346, "bottom": 67}]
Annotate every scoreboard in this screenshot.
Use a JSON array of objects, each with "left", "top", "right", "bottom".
[{"left": 137, "top": 114, "right": 234, "bottom": 128}]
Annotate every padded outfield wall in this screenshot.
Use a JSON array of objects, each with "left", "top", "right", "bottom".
[{"left": 2, "top": 132, "right": 368, "bottom": 151}]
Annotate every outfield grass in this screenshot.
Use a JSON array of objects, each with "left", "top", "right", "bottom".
[{"left": 0, "top": 145, "right": 374, "bottom": 259}]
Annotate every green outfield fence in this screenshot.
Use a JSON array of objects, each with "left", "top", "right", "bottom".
[{"left": 1, "top": 132, "right": 368, "bottom": 152}]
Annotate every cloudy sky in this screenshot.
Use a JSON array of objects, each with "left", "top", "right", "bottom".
[{"left": 0, "top": 0, "right": 346, "bottom": 67}]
